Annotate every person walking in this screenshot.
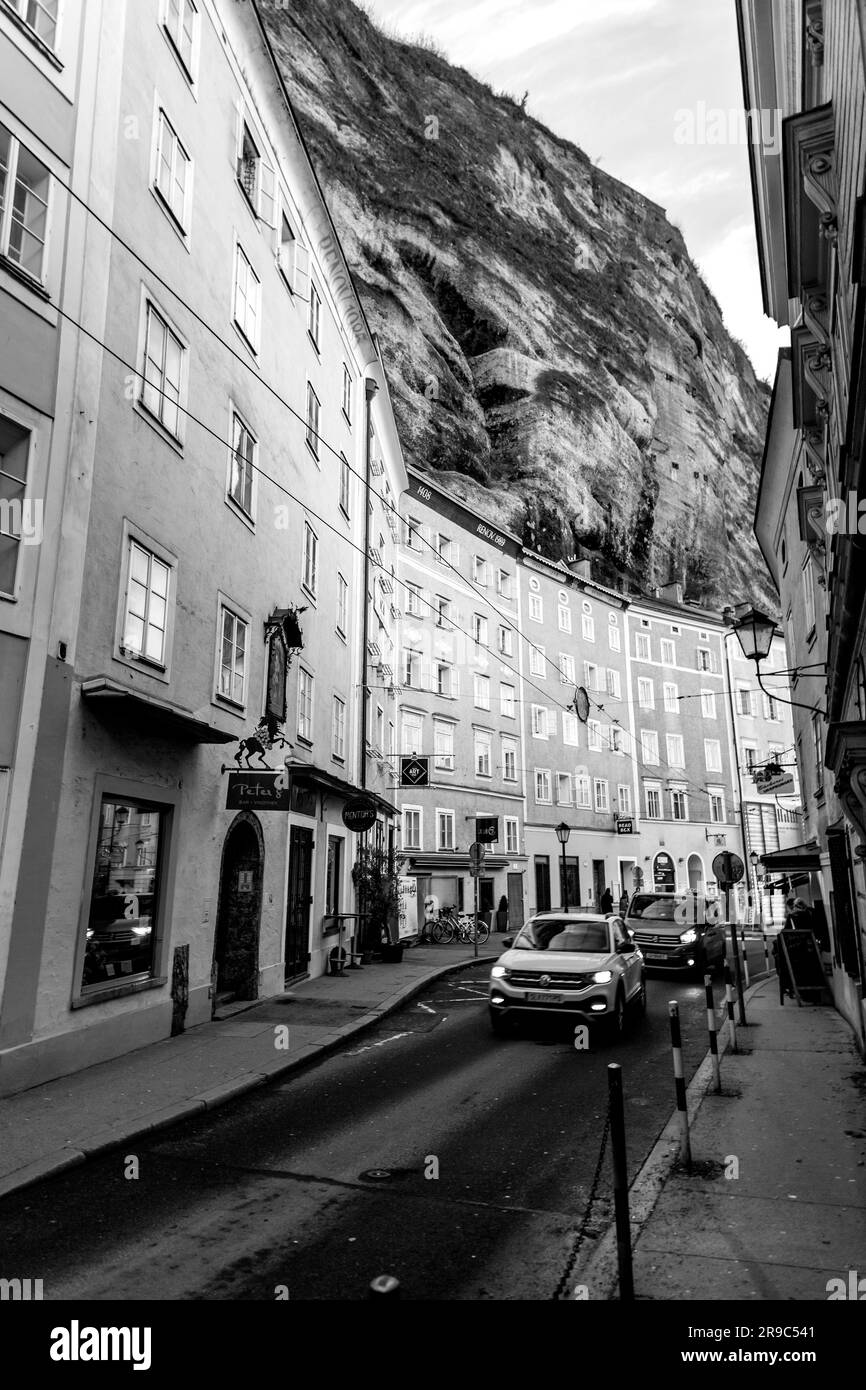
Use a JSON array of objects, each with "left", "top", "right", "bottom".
[{"left": 600, "top": 887, "right": 614, "bottom": 915}]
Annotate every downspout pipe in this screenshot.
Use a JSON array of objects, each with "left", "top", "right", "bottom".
[{"left": 360, "top": 378, "right": 378, "bottom": 793}]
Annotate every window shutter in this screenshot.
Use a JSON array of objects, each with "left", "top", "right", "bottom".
[
  {"left": 547, "top": 707, "right": 558, "bottom": 736},
  {"left": 451, "top": 542, "right": 460, "bottom": 566},
  {"left": 293, "top": 242, "right": 311, "bottom": 301},
  {"left": 452, "top": 670, "right": 460, "bottom": 697},
  {"left": 258, "top": 161, "right": 277, "bottom": 227}
]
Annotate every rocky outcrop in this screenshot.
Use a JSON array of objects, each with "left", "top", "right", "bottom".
[{"left": 264, "top": 0, "right": 774, "bottom": 608}]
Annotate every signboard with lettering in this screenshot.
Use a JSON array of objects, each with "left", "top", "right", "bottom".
[
  {"left": 653, "top": 851, "right": 676, "bottom": 890},
  {"left": 752, "top": 766, "right": 795, "bottom": 794},
  {"left": 401, "top": 755, "right": 429, "bottom": 788},
  {"left": 226, "top": 771, "right": 290, "bottom": 812},
  {"left": 342, "top": 796, "right": 378, "bottom": 833},
  {"left": 475, "top": 817, "right": 499, "bottom": 843},
  {"left": 615, "top": 818, "right": 635, "bottom": 835},
  {"left": 406, "top": 473, "right": 520, "bottom": 556},
  {"left": 778, "top": 929, "right": 826, "bottom": 1004},
  {"left": 397, "top": 876, "right": 418, "bottom": 940}
]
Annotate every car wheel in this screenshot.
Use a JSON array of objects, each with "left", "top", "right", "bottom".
[
  {"left": 489, "top": 1008, "right": 510, "bottom": 1037},
  {"left": 609, "top": 990, "right": 626, "bottom": 1040}
]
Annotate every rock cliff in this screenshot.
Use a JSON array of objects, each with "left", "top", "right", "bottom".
[{"left": 263, "top": 0, "right": 774, "bottom": 608}]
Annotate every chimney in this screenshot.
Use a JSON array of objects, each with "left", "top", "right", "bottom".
[
  {"left": 567, "top": 557, "right": 592, "bottom": 580},
  {"left": 657, "top": 580, "right": 684, "bottom": 605}
]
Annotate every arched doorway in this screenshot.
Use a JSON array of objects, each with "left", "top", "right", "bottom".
[
  {"left": 213, "top": 813, "right": 264, "bottom": 1006},
  {"left": 653, "top": 851, "right": 676, "bottom": 892},
  {"left": 687, "top": 853, "right": 705, "bottom": 894}
]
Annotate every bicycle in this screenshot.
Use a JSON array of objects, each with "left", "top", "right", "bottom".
[{"left": 435, "top": 906, "right": 490, "bottom": 945}]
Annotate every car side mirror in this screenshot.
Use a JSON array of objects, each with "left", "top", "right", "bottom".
[{"left": 501, "top": 936, "right": 514, "bottom": 949}]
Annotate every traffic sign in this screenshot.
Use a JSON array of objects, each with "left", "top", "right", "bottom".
[
  {"left": 469, "top": 841, "right": 485, "bottom": 877},
  {"left": 712, "top": 851, "right": 744, "bottom": 887},
  {"left": 475, "top": 816, "right": 499, "bottom": 843},
  {"left": 400, "top": 755, "right": 429, "bottom": 787},
  {"left": 573, "top": 686, "right": 590, "bottom": 723}
]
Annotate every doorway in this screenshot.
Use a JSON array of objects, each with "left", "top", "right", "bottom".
[
  {"left": 286, "top": 825, "right": 314, "bottom": 983},
  {"left": 213, "top": 814, "right": 264, "bottom": 1005},
  {"left": 507, "top": 872, "right": 524, "bottom": 932},
  {"left": 687, "top": 853, "right": 705, "bottom": 894},
  {"left": 478, "top": 877, "right": 495, "bottom": 915},
  {"left": 592, "top": 859, "right": 606, "bottom": 906},
  {"left": 534, "top": 856, "right": 551, "bottom": 912}
]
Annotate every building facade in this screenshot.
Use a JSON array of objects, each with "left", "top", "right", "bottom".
[
  {"left": 0, "top": 0, "right": 406, "bottom": 1095},
  {"left": 739, "top": 0, "right": 866, "bottom": 1046}
]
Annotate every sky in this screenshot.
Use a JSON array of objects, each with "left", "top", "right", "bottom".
[{"left": 368, "top": 0, "right": 788, "bottom": 382}]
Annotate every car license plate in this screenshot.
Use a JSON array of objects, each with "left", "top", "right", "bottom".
[
  {"left": 645, "top": 952, "right": 668, "bottom": 962},
  {"left": 526, "top": 990, "right": 563, "bottom": 1003}
]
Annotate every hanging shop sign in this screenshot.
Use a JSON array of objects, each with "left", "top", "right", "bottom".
[
  {"left": 342, "top": 796, "right": 379, "bottom": 833},
  {"left": 225, "top": 771, "right": 290, "bottom": 811},
  {"left": 400, "top": 755, "right": 429, "bottom": 787},
  {"left": 475, "top": 816, "right": 499, "bottom": 843},
  {"left": 615, "top": 818, "right": 635, "bottom": 835}
]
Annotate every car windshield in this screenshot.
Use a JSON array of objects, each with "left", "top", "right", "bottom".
[
  {"left": 628, "top": 895, "right": 682, "bottom": 921},
  {"left": 515, "top": 918, "right": 610, "bottom": 953}
]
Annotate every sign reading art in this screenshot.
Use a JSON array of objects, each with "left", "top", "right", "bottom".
[
  {"left": 225, "top": 771, "right": 290, "bottom": 811},
  {"left": 400, "top": 755, "right": 429, "bottom": 787},
  {"left": 342, "top": 797, "right": 378, "bottom": 833}
]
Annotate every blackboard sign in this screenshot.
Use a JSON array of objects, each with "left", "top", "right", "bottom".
[{"left": 778, "top": 929, "right": 826, "bottom": 1005}]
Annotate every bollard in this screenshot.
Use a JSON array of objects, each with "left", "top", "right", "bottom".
[
  {"left": 724, "top": 960, "right": 738, "bottom": 1054},
  {"left": 607, "top": 1064, "right": 634, "bottom": 1302},
  {"left": 369, "top": 1274, "right": 401, "bottom": 1298},
  {"left": 740, "top": 929, "right": 751, "bottom": 989},
  {"left": 729, "top": 923, "right": 746, "bottom": 1026},
  {"left": 668, "top": 1001, "right": 692, "bottom": 1169},
  {"left": 704, "top": 973, "right": 721, "bottom": 1094},
  {"left": 762, "top": 930, "right": 771, "bottom": 977}
]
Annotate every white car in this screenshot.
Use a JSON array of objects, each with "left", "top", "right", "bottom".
[{"left": 489, "top": 912, "right": 645, "bottom": 1038}]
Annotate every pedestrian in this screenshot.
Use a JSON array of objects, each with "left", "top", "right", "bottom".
[
  {"left": 600, "top": 887, "right": 614, "bottom": 915},
  {"left": 619, "top": 889, "right": 629, "bottom": 917}
]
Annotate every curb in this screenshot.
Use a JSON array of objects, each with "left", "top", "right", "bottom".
[
  {"left": 569, "top": 972, "right": 773, "bottom": 1301},
  {"left": 0, "top": 951, "right": 498, "bottom": 1202}
]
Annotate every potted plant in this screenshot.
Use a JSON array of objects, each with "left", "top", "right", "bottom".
[{"left": 352, "top": 845, "right": 403, "bottom": 962}]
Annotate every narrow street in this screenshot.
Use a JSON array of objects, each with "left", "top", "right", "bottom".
[{"left": 0, "top": 950, "right": 764, "bottom": 1301}]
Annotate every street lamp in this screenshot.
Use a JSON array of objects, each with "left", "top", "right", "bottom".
[
  {"left": 728, "top": 605, "right": 822, "bottom": 714},
  {"left": 555, "top": 821, "right": 571, "bottom": 911}
]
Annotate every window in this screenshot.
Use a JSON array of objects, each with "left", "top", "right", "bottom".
[
  {"left": 645, "top": 785, "right": 661, "bottom": 819},
  {"left": 594, "top": 778, "right": 609, "bottom": 812},
  {"left": 505, "top": 818, "right": 519, "bottom": 854},
  {"left": 154, "top": 111, "right": 190, "bottom": 229},
  {"left": 671, "top": 789, "right": 688, "bottom": 820},
  {"left": 339, "top": 454, "right": 350, "bottom": 517},
  {"left": 403, "top": 649, "right": 421, "bottom": 687},
  {"left": 437, "top": 810, "right": 455, "bottom": 851},
  {"left": 635, "top": 632, "right": 651, "bottom": 660},
  {"left": 763, "top": 693, "right": 780, "bottom": 721},
  {"left": 474, "top": 673, "right": 491, "bottom": 710},
  {"left": 401, "top": 712, "right": 423, "bottom": 756},
  {"left": 498, "top": 626, "right": 514, "bottom": 656},
  {"left": 559, "top": 653, "right": 575, "bottom": 684},
  {"left": 497, "top": 569, "right": 512, "bottom": 599},
  {"left": 697, "top": 647, "right": 714, "bottom": 672},
  {"left": 704, "top": 738, "right": 722, "bottom": 772},
  {"left": 0, "top": 415, "right": 29, "bottom": 596},
  {"left": 559, "top": 605, "right": 572, "bottom": 633},
  {"left": 336, "top": 574, "right": 348, "bottom": 637},
  {"left": 582, "top": 612, "right": 595, "bottom": 641},
  {"left": 529, "top": 594, "right": 543, "bottom": 623},
  {"left": 228, "top": 413, "right": 255, "bottom": 517},
  {"left": 338, "top": 364, "right": 352, "bottom": 426},
  {"left": 164, "top": 0, "right": 198, "bottom": 78},
  {"left": 535, "top": 769, "right": 551, "bottom": 803},
  {"left": 641, "top": 730, "right": 659, "bottom": 765},
  {"left": 663, "top": 682, "right": 678, "bottom": 713},
  {"left": 502, "top": 740, "right": 517, "bottom": 781},
  {"left": 473, "top": 613, "right": 488, "bottom": 647},
  {"left": 140, "top": 301, "right": 185, "bottom": 438},
  {"left": 744, "top": 746, "right": 758, "bottom": 771},
  {"left": 434, "top": 722, "right": 454, "bottom": 771},
  {"left": 557, "top": 773, "right": 573, "bottom": 806},
  {"left": 311, "top": 280, "right": 325, "bottom": 350},
  {"left": 736, "top": 685, "right": 756, "bottom": 717},
  {"left": 531, "top": 704, "right": 549, "bottom": 738},
  {"left": 302, "top": 522, "right": 318, "bottom": 597},
  {"left": 638, "top": 677, "right": 654, "bottom": 709},
  {"left": 404, "top": 582, "right": 422, "bottom": 616},
  {"left": 332, "top": 697, "right": 346, "bottom": 760},
  {"left": 123, "top": 541, "right": 170, "bottom": 665},
  {"left": 812, "top": 713, "right": 824, "bottom": 782},
  {"left": 473, "top": 556, "right": 488, "bottom": 585},
  {"left": 475, "top": 730, "right": 492, "bottom": 777},
  {"left": 608, "top": 622, "right": 621, "bottom": 652},
  {"left": 666, "top": 733, "right": 685, "bottom": 767},
  {"left": 530, "top": 645, "right": 546, "bottom": 676},
  {"left": 402, "top": 807, "right": 422, "bottom": 850},
  {"left": 219, "top": 606, "right": 248, "bottom": 707},
  {"left": 436, "top": 533, "right": 451, "bottom": 564},
  {"left": 606, "top": 669, "right": 621, "bottom": 699},
  {"left": 81, "top": 797, "right": 165, "bottom": 994},
  {"left": 405, "top": 516, "right": 422, "bottom": 550},
  {"left": 610, "top": 726, "right": 623, "bottom": 754},
  {"left": 9, "top": 0, "right": 59, "bottom": 49},
  {"left": 584, "top": 661, "right": 599, "bottom": 691},
  {"left": 708, "top": 789, "right": 726, "bottom": 823},
  {"left": 435, "top": 596, "right": 451, "bottom": 627},
  {"left": 587, "top": 719, "right": 602, "bottom": 751},
  {"left": 660, "top": 638, "right": 676, "bottom": 664},
  {"left": 802, "top": 557, "right": 816, "bottom": 633},
  {"left": 233, "top": 244, "right": 261, "bottom": 351},
  {"left": 576, "top": 774, "right": 591, "bottom": 809},
  {"left": 617, "top": 784, "right": 632, "bottom": 816},
  {"left": 700, "top": 689, "right": 716, "bottom": 718},
  {"left": 437, "top": 663, "right": 453, "bottom": 698},
  {"left": 500, "top": 683, "right": 515, "bottom": 718},
  {"left": 305, "top": 382, "right": 320, "bottom": 457},
  {"left": 563, "top": 712, "right": 579, "bottom": 745}
]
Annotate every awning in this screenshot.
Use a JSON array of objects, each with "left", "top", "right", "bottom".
[
  {"left": 81, "top": 678, "right": 236, "bottom": 744},
  {"left": 758, "top": 842, "right": 822, "bottom": 872},
  {"left": 285, "top": 760, "right": 397, "bottom": 817}
]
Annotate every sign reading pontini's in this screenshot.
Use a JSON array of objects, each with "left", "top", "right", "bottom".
[{"left": 225, "top": 771, "right": 290, "bottom": 811}]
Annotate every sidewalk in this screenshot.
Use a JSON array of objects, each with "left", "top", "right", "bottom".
[
  {"left": 0, "top": 942, "right": 496, "bottom": 1201},
  {"left": 580, "top": 977, "right": 866, "bottom": 1301}
]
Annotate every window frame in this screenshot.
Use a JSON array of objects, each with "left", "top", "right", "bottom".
[
  {"left": 302, "top": 520, "right": 318, "bottom": 599},
  {"left": 305, "top": 380, "right": 321, "bottom": 459},
  {"left": 402, "top": 805, "right": 422, "bottom": 851},
  {"left": 160, "top": 0, "right": 199, "bottom": 86},
  {"left": 436, "top": 808, "right": 456, "bottom": 851},
  {"left": 151, "top": 103, "right": 192, "bottom": 236},
  {"left": 115, "top": 523, "right": 177, "bottom": 681},
  {"left": 232, "top": 241, "right": 261, "bottom": 354},
  {"left": 214, "top": 595, "right": 251, "bottom": 713},
  {"left": 297, "top": 665, "right": 314, "bottom": 743},
  {"left": 331, "top": 694, "right": 346, "bottom": 762},
  {"left": 225, "top": 406, "right": 257, "bottom": 524},
  {"left": 136, "top": 292, "right": 189, "bottom": 446}
]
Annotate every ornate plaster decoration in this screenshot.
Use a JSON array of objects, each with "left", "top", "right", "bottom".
[
  {"left": 803, "top": 285, "right": 830, "bottom": 346},
  {"left": 805, "top": 2, "right": 825, "bottom": 67},
  {"left": 803, "top": 153, "right": 838, "bottom": 246},
  {"left": 802, "top": 426, "right": 827, "bottom": 484},
  {"left": 803, "top": 343, "right": 833, "bottom": 418},
  {"left": 835, "top": 755, "right": 866, "bottom": 858}
]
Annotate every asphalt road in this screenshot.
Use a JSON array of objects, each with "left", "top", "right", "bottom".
[{"left": 1, "top": 942, "right": 767, "bottom": 1301}]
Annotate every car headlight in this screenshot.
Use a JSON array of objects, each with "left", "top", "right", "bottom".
[
  {"left": 132, "top": 926, "right": 151, "bottom": 937},
  {"left": 679, "top": 928, "right": 698, "bottom": 944},
  {"left": 490, "top": 965, "right": 508, "bottom": 979},
  {"left": 592, "top": 970, "right": 613, "bottom": 984}
]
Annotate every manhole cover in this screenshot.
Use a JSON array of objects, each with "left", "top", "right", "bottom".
[{"left": 358, "top": 1168, "right": 416, "bottom": 1182}]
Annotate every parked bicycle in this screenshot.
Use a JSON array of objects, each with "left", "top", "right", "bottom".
[{"left": 431, "top": 905, "right": 490, "bottom": 945}]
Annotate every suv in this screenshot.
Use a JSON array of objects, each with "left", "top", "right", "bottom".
[{"left": 624, "top": 892, "right": 725, "bottom": 975}]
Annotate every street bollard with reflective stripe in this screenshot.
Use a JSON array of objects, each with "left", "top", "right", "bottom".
[
  {"left": 369, "top": 1275, "right": 401, "bottom": 1298},
  {"left": 740, "top": 929, "right": 751, "bottom": 988},
  {"left": 607, "top": 1063, "right": 634, "bottom": 1302},
  {"left": 729, "top": 923, "right": 746, "bottom": 1026},
  {"left": 762, "top": 931, "right": 771, "bottom": 976},
  {"left": 668, "top": 1001, "right": 692, "bottom": 1169},
  {"left": 724, "top": 960, "right": 738, "bottom": 1054},
  {"left": 704, "top": 973, "right": 721, "bottom": 1094}
]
